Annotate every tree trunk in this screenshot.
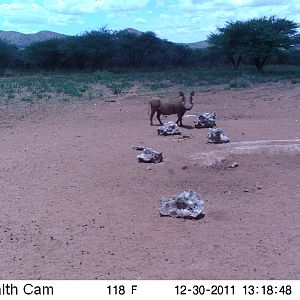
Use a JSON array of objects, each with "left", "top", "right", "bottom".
[
  {"left": 228, "top": 54, "right": 237, "bottom": 68},
  {"left": 236, "top": 55, "right": 242, "bottom": 68},
  {"left": 253, "top": 57, "right": 268, "bottom": 71},
  {"left": 228, "top": 54, "right": 242, "bottom": 69}
]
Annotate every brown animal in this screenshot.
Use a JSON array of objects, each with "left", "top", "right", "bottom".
[{"left": 149, "top": 91, "right": 194, "bottom": 126}]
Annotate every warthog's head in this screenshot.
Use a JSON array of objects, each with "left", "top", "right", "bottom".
[{"left": 179, "top": 91, "right": 194, "bottom": 111}]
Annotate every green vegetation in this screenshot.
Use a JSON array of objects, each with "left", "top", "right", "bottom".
[
  {"left": 0, "top": 39, "right": 18, "bottom": 72},
  {"left": 208, "top": 16, "right": 299, "bottom": 71},
  {"left": 0, "top": 18, "right": 296, "bottom": 74},
  {"left": 0, "top": 65, "right": 300, "bottom": 104}
]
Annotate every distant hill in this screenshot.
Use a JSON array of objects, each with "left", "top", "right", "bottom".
[
  {"left": 0, "top": 30, "right": 68, "bottom": 49},
  {"left": 123, "top": 28, "right": 143, "bottom": 36},
  {"left": 0, "top": 28, "right": 208, "bottom": 50},
  {"left": 182, "top": 40, "right": 209, "bottom": 49},
  {"left": 123, "top": 28, "right": 209, "bottom": 49}
]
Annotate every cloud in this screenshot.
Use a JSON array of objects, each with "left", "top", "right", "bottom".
[
  {"left": 159, "top": 14, "right": 172, "bottom": 20},
  {"left": 155, "top": 0, "right": 165, "bottom": 7},
  {"left": 43, "top": 0, "right": 103, "bottom": 15},
  {"left": 191, "top": 0, "right": 210, "bottom": 3},
  {"left": 0, "top": 0, "right": 299, "bottom": 42},
  {"left": 245, "top": 0, "right": 287, "bottom": 6},
  {"left": 107, "top": 12, "right": 126, "bottom": 19},
  {"left": 134, "top": 17, "right": 148, "bottom": 24},
  {"left": 0, "top": 0, "right": 83, "bottom": 30},
  {"left": 102, "top": 0, "right": 150, "bottom": 11},
  {"left": 43, "top": 0, "right": 150, "bottom": 15}
]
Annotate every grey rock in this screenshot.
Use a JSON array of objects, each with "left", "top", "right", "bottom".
[
  {"left": 132, "top": 145, "right": 145, "bottom": 151},
  {"left": 230, "top": 162, "right": 239, "bottom": 168},
  {"left": 207, "top": 128, "right": 230, "bottom": 144},
  {"left": 157, "top": 121, "right": 181, "bottom": 136},
  {"left": 137, "top": 148, "right": 163, "bottom": 163},
  {"left": 159, "top": 190, "right": 204, "bottom": 219},
  {"left": 195, "top": 112, "right": 216, "bottom": 128}
]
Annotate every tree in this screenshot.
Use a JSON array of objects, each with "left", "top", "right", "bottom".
[
  {"left": 24, "top": 39, "right": 63, "bottom": 69},
  {"left": 208, "top": 16, "right": 299, "bottom": 71},
  {"left": 58, "top": 36, "right": 86, "bottom": 69},
  {"left": 208, "top": 21, "right": 246, "bottom": 68},
  {"left": 0, "top": 39, "right": 17, "bottom": 70},
  {"left": 115, "top": 31, "right": 162, "bottom": 67},
  {"left": 79, "top": 27, "right": 116, "bottom": 70}
]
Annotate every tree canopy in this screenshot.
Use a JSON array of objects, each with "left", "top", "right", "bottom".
[
  {"left": 208, "top": 16, "right": 299, "bottom": 70},
  {"left": 1, "top": 17, "right": 300, "bottom": 72},
  {"left": 21, "top": 27, "right": 194, "bottom": 70},
  {"left": 0, "top": 39, "right": 17, "bottom": 70}
]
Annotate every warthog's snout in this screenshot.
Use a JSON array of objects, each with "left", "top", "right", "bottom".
[{"left": 183, "top": 91, "right": 194, "bottom": 111}]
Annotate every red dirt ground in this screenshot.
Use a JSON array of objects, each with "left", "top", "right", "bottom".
[{"left": 0, "top": 81, "right": 299, "bottom": 279}]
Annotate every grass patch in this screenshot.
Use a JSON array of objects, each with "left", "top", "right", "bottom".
[
  {"left": 111, "top": 85, "right": 122, "bottom": 94},
  {"left": 145, "top": 82, "right": 172, "bottom": 90},
  {"left": 229, "top": 76, "right": 253, "bottom": 88},
  {"left": 1, "top": 65, "right": 299, "bottom": 105},
  {"left": 21, "top": 96, "right": 34, "bottom": 103},
  {"left": 7, "top": 93, "right": 15, "bottom": 100}
]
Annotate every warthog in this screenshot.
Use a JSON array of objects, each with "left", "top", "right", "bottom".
[{"left": 149, "top": 91, "right": 194, "bottom": 126}]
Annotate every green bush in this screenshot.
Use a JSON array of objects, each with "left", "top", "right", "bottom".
[{"left": 229, "top": 77, "right": 252, "bottom": 88}]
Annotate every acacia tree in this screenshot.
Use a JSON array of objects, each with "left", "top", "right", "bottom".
[
  {"left": 79, "top": 27, "right": 116, "bottom": 70},
  {"left": 208, "top": 21, "right": 246, "bottom": 68},
  {"left": 24, "top": 39, "right": 63, "bottom": 69},
  {"left": 0, "top": 39, "right": 17, "bottom": 70},
  {"left": 115, "top": 31, "right": 162, "bottom": 67},
  {"left": 208, "top": 16, "right": 299, "bottom": 71}
]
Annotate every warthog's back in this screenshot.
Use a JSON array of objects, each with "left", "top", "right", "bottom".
[{"left": 155, "top": 97, "right": 181, "bottom": 115}]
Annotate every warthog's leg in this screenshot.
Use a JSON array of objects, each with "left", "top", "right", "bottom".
[
  {"left": 157, "top": 111, "right": 163, "bottom": 125},
  {"left": 150, "top": 107, "right": 156, "bottom": 126},
  {"left": 176, "top": 114, "right": 183, "bottom": 127}
]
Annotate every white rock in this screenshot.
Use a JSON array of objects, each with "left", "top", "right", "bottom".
[
  {"left": 137, "top": 148, "right": 163, "bottom": 163},
  {"left": 207, "top": 128, "right": 230, "bottom": 144},
  {"left": 159, "top": 190, "right": 204, "bottom": 219},
  {"left": 195, "top": 112, "right": 216, "bottom": 128},
  {"left": 157, "top": 121, "right": 181, "bottom": 136}
]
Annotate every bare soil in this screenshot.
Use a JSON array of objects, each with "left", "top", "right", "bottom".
[{"left": 0, "top": 81, "right": 299, "bottom": 279}]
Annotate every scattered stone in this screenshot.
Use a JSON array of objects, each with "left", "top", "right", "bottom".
[
  {"left": 182, "top": 165, "right": 188, "bottom": 170},
  {"left": 137, "top": 148, "right": 163, "bottom": 163},
  {"left": 207, "top": 128, "right": 230, "bottom": 144},
  {"left": 159, "top": 190, "right": 204, "bottom": 219},
  {"left": 173, "top": 135, "right": 191, "bottom": 142},
  {"left": 147, "top": 166, "right": 152, "bottom": 170},
  {"left": 157, "top": 121, "right": 181, "bottom": 136},
  {"left": 195, "top": 112, "right": 216, "bottom": 128},
  {"left": 132, "top": 145, "right": 145, "bottom": 151},
  {"left": 230, "top": 162, "right": 239, "bottom": 168}
]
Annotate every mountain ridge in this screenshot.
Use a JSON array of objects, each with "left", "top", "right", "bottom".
[
  {"left": 0, "top": 29, "right": 208, "bottom": 49},
  {"left": 0, "top": 30, "right": 68, "bottom": 49}
]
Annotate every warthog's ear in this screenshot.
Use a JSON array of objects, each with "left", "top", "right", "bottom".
[
  {"left": 191, "top": 91, "right": 195, "bottom": 96},
  {"left": 179, "top": 92, "right": 184, "bottom": 97}
]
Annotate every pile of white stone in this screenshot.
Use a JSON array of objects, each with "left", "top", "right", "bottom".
[
  {"left": 159, "top": 190, "right": 204, "bottom": 219},
  {"left": 195, "top": 112, "right": 216, "bottom": 128},
  {"left": 207, "top": 127, "right": 230, "bottom": 144},
  {"left": 157, "top": 121, "right": 181, "bottom": 136},
  {"left": 137, "top": 148, "right": 163, "bottom": 163}
]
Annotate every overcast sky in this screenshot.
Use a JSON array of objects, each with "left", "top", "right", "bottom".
[{"left": 0, "top": 0, "right": 299, "bottom": 43}]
